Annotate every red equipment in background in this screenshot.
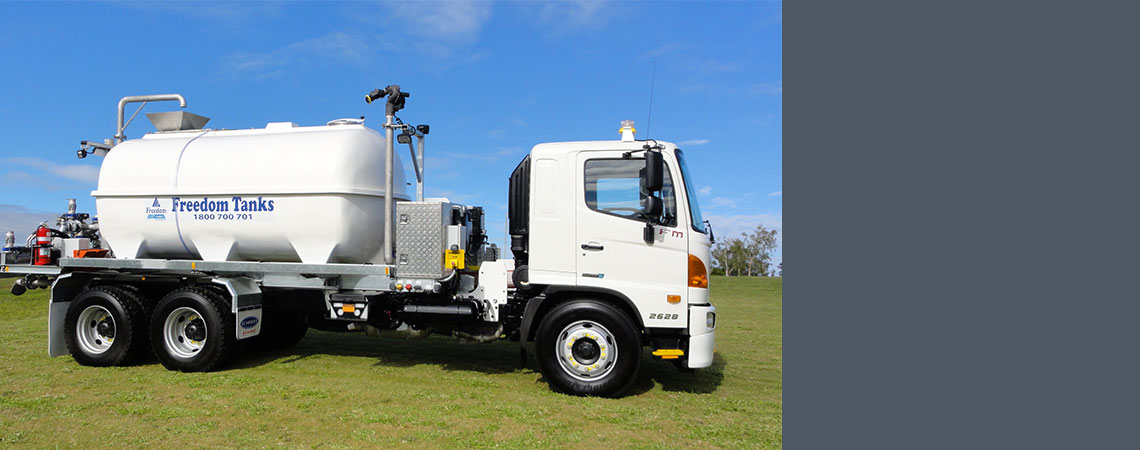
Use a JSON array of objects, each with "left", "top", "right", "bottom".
[{"left": 33, "top": 225, "right": 54, "bottom": 265}]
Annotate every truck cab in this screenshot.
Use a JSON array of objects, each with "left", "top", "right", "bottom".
[{"left": 508, "top": 129, "right": 716, "bottom": 396}]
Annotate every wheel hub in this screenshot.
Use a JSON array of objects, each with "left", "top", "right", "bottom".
[
  {"left": 75, "top": 305, "right": 116, "bottom": 355},
  {"left": 556, "top": 320, "right": 618, "bottom": 381},
  {"left": 572, "top": 339, "right": 600, "bottom": 364},
  {"left": 96, "top": 319, "right": 115, "bottom": 339},
  {"left": 164, "top": 307, "right": 207, "bottom": 358},
  {"left": 184, "top": 319, "right": 206, "bottom": 341}
]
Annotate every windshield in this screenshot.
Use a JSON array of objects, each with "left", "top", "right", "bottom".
[{"left": 676, "top": 149, "right": 706, "bottom": 233}]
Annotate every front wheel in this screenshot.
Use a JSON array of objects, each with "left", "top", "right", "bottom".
[
  {"left": 534, "top": 299, "right": 641, "bottom": 397},
  {"left": 150, "top": 287, "right": 235, "bottom": 372}
]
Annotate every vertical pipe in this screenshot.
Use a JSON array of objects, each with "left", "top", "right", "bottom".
[
  {"left": 416, "top": 135, "right": 425, "bottom": 201},
  {"left": 384, "top": 115, "right": 395, "bottom": 265}
]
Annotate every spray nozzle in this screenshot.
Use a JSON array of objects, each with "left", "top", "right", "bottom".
[{"left": 365, "top": 85, "right": 411, "bottom": 116}]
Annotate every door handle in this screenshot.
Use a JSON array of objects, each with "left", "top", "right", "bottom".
[{"left": 581, "top": 242, "right": 604, "bottom": 251}]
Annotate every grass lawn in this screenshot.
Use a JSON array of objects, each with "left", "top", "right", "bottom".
[{"left": 0, "top": 275, "right": 781, "bottom": 448}]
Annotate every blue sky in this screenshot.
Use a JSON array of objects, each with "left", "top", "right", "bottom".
[{"left": 0, "top": 0, "right": 781, "bottom": 267}]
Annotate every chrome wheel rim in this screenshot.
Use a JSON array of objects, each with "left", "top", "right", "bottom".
[
  {"left": 556, "top": 320, "right": 618, "bottom": 381},
  {"left": 164, "top": 307, "right": 207, "bottom": 359},
  {"left": 76, "top": 305, "right": 116, "bottom": 355}
]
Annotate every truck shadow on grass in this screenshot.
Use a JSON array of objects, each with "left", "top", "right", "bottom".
[
  {"left": 530, "top": 352, "right": 727, "bottom": 396},
  {"left": 226, "top": 330, "right": 727, "bottom": 396},
  {"left": 228, "top": 331, "right": 526, "bottom": 375},
  {"left": 625, "top": 352, "right": 726, "bottom": 395}
]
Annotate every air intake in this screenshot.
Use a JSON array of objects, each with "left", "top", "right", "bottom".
[{"left": 145, "top": 111, "right": 210, "bottom": 132}]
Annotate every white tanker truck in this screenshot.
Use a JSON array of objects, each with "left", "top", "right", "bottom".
[{"left": 0, "top": 86, "right": 716, "bottom": 397}]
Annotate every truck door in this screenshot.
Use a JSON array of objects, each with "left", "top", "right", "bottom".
[{"left": 575, "top": 151, "right": 689, "bottom": 329}]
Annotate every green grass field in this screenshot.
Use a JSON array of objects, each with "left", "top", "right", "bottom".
[{"left": 0, "top": 276, "right": 781, "bottom": 448}]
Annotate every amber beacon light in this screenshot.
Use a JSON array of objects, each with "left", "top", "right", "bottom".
[{"left": 688, "top": 254, "right": 708, "bottom": 288}]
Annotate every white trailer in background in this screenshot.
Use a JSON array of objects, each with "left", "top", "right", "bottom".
[{"left": 1, "top": 86, "right": 716, "bottom": 397}]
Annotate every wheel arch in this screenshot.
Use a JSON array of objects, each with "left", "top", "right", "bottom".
[{"left": 521, "top": 285, "right": 645, "bottom": 345}]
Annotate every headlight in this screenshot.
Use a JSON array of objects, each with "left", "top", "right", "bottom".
[{"left": 706, "top": 311, "right": 716, "bottom": 329}]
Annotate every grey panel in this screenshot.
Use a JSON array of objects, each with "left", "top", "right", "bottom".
[{"left": 395, "top": 202, "right": 449, "bottom": 278}]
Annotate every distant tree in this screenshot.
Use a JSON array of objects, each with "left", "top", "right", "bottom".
[
  {"left": 709, "top": 225, "right": 779, "bottom": 277},
  {"left": 743, "top": 225, "right": 778, "bottom": 277},
  {"left": 711, "top": 241, "right": 734, "bottom": 276}
]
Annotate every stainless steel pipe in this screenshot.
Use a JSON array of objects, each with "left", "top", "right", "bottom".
[{"left": 116, "top": 94, "right": 187, "bottom": 143}]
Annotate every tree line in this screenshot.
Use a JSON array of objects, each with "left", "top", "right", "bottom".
[{"left": 711, "top": 225, "right": 779, "bottom": 277}]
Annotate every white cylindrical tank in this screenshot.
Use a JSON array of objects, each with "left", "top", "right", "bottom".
[{"left": 91, "top": 122, "right": 409, "bottom": 264}]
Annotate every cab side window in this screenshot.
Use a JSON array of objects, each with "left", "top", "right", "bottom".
[{"left": 584, "top": 158, "right": 677, "bottom": 226}]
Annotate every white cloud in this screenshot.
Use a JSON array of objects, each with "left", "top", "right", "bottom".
[
  {"left": 308, "top": 1, "right": 494, "bottom": 73},
  {"left": 221, "top": 31, "right": 370, "bottom": 78},
  {"left": 385, "top": 1, "right": 494, "bottom": 43},
  {"left": 0, "top": 204, "right": 58, "bottom": 236},
  {"left": 679, "top": 139, "right": 711, "bottom": 146},
  {"left": 769, "top": 191, "right": 782, "bottom": 197},
  {"left": 710, "top": 197, "right": 737, "bottom": 208},
  {"left": 531, "top": 0, "right": 610, "bottom": 29},
  {"left": 699, "top": 186, "right": 712, "bottom": 195},
  {"left": 704, "top": 212, "right": 782, "bottom": 247},
  {"left": 750, "top": 81, "right": 782, "bottom": 96},
  {"left": 5, "top": 157, "right": 100, "bottom": 184}
]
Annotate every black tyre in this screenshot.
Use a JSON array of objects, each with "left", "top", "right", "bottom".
[
  {"left": 150, "top": 286, "right": 235, "bottom": 372},
  {"left": 250, "top": 310, "right": 308, "bottom": 350},
  {"left": 534, "top": 299, "right": 641, "bottom": 397},
  {"left": 64, "top": 285, "right": 150, "bottom": 366}
]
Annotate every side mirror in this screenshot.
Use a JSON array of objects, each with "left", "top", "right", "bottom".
[
  {"left": 642, "top": 150, "right": 663, "bottom": 192},
  {"left": 642, "top": 195, "right": 663, "bottom": 218},
  {"left": 641, "top": 195, "right": 663, "bottom": 244}
]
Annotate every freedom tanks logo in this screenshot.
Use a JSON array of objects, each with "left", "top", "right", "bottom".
[{"left": 145, "top": 198, "right": 167, "bottom": 221}]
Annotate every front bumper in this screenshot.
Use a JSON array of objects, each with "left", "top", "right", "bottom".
[{"left": 686, "top": 304, "right": 716, "bottom": 369}]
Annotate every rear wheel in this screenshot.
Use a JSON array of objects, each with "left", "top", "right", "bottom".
[
  {"left": 150, "top": 287, "right": 235, "bottom": 372},
  {"left": 534, "top": 299, "right": 641, "bottom": 397},
  {"left": 64, "top": 285, "right": 150, "bottom": 366}
]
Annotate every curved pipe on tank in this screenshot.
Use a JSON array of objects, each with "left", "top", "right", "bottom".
[{"left": 116, "top": 94, "right": 187, "bottom": 144}]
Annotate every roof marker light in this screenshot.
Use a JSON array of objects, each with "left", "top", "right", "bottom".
[{"left": 619, "top": 120, "right": 636, "bottom": 142}]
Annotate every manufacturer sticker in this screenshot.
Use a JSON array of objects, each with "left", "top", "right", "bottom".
[
  {"left": 145, "top": 197, "right": 167, "bottom": 221},
  {"left": 240, "top": 316, "right": 259, "bottom": 329}
]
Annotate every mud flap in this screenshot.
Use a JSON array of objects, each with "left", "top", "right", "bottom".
[
  {"left": 236, "top": 306, "right": 262, "bottom": 340},
  {"left": 211, "top": 277, "right": 262, "bottom": 340}
]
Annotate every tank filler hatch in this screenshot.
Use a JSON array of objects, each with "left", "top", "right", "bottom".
[{"left": 145, "top": 111, "right": 211, "bottom": 132}]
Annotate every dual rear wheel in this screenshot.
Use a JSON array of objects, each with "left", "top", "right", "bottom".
[
  {"left": 64, "top": 285, "right": 304, "bottom": 372},
  {"left": 63, "top": 286, "right": 149, "bottom": 366},
  {"left": 149, "top": 287, "right": 235, "bottom": 372}
]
